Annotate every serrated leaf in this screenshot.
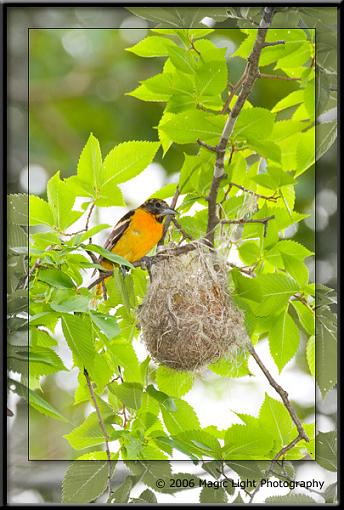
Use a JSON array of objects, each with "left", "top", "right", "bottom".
[
  {"left": 64, "top": 412, "right": 121, "bottom": 450},
  {"left": 37, "top": 269, "right": 75, "bottom": 289},
  {"left": 9, "top": 378, "right": 68, "bottom": 422},
  {"left": 223, "top": 424, "right": 273, "bottom": 459},
  {"left": 161, "top": 398, "right": 200, "bottom": 435},
  {"left": 200, "top": 486, "right": 227, "bottom": 503},
  {"left": 160, "top": 110, "right": 224, "bottom": 144},
  {"left": 108, "top": 382, "right": 143, "bottom": 410},
  {"left": 127, "top": 35, "right": 177, "bottom": 57},
  {"left": 269, "top": 311, "right": 300, "bottom": 371},
  {"left": 29, "top": 195, "right": 54, "bottom": 227},
  {"left": 62, "top": 461, "right": 113, "bottom": 503},
  {"left": 61, "top": 314, "right": 96, "bottom": 369},
  {"left": 272, "top": 89, "right": 304, "bottom": 113},
  {"left": 90, "top": 311, "right": 119, "bottom": 340},
  {"left": 195, "top": 60, "right": 227, "bottom": 97},
  {"left": 47, "top": 172, "right": 83, "bottom": 230},
  {"left": 102, "top": 141, "right": 160, "bottom": 186},
  {"left": 265, "top": 494, "right": 316, "bottom": 504},
  {"left": 76, "top": 133, "right": 102, "bottom": 193},
  {"left": 295, "top": 127, "right": 315, "bottom": 176},
  {"left": 233, "top": 107, "right": 275, "bottom": 142},
  {"left": 156, "top": 366, "right": 194, "bottom": 397},
  {"left": 259, "top": 394, "right": 293, "bottom": 447}
]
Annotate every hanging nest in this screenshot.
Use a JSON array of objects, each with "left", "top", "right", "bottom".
[{"left": 138, "top": 244, "right": 248, "bottom": 371}]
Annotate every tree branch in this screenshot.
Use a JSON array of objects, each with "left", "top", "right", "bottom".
[
  {"left": 83, "top": 368, "right": 112, "bottom": 497},
  {"left": 158, "top": 186, "right": 180, "bottom": 247},
  {"left": 205, "top": 7, "right": 276, "bottom": 246},
  {"left": 247, "top": 343, "right": 309, "bottom": 459},
  {"left": 220, "top": 215, "right": 275, "bottom": 237}
]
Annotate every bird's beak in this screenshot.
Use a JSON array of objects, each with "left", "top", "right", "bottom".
[{"left": 160, "top": 207, "right": 177, "bottom": 216}]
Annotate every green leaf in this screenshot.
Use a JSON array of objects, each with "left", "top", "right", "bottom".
[
  {"left": 233, "top": 107, "right": 275, "bottom": 142},
  {"left": 62, "top": 461, "right": 113, "bottom": 503},
  {"left": 146, "top": 385, "right": 177, "bottom": 411},
  {"left": 64, "top": 412, "right": 121, "bottom": 450},
  {"left": 61, "top": 314, "right": 96, "bottom": 369},
  {"left": 306, "top": 335, "right": 315, "bottom": 377},
  {"left": 291, "top": 301, "right": 315, "bottom": 336},
  {"left": 109, "top": 382, "right": 143, "bottom": 409},
  {"left": 161, "top": 398, "right": 200, "bottom": 435},
  {"left": 304, "top": 79, "right": 315, "bottom": 120},
  {"left": 28, "top": 345, "right": 67, "bottom": 377},
  {"left": 90, "top": 311, "right": 119, "bottom": 340},
  {"left": 160, "top": 110, "right": 224, "bottom": 144},
  {"left": 150, "top": 183, "right": 177, "bottom": 199},
  {"left": 295, "top": 127, "right": 315, "bottom": 176},
  {"left": 156, "top": 366, "right": 194, "bottom": 397},
  {"left": 223, "top": 424, "right": 273, "bottom": 459},
  {"left": 109, "top": 477, "right": 134, "bottom": 503},
  {"left": 171, "top": 430, "right": 222, "bottom": 459},
  {"left": 259, "top": 394, "right": 293, "bottom": 447},
  {"left": 195, "top": 60, "right": 227, "bottom": 97},
  {"left": 269, "top": 311, "right": 300, "bottom": 371},
  {"left": 50, "top": 293, "right": 90, "bottom": 313},
  {"left": 132, "top": 489, "right": 158, "bottom": 504},
  {"left": 127, "top": 35, "right": 177, "bottom": 57},
  {"left": 209, "top": 351, "right": 250, "bottom": 378},
  {"left": 84, "top": 244, "right": 134, "bottom": 268},
  {"left": 76, "top": 133, "right": 102, "bottom": 193},
  {"left": 29, "top": 195, "right": 53, "bottom": 226},
  {"left": 167, "top": 45, "right": 196, "bottom": 74},
  {"left": 47, "top": 171, "right": 83, "bottom": 230},
  {"left": 200, "top": 486, "right": 227, "bottom": 504},
  {"left": 102, "top": 141, "right": 160, "bottom": 186},
  {"left": 272, "top": 89, "right": 304, "bottom": 113},
  {"left": 9, "top": 378, "right": 68, "bottom": 422},
  {"left": 37, "top": 269, "right": 75, "bottom": 289},
  {"left": 76, "top": 451, "right": 118, "bottom": 460}
]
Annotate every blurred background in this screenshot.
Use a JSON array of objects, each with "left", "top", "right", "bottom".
[{"left": 7, "top": 5, "right": 337, "bottom": 504}]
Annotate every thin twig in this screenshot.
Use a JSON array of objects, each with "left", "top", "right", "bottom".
[
  {"left": 262, "top": 40, "right": 285, "bottom": 47},
  {"left": 197, "top": 139, "right": 225, "bottom": 153},
  {"left": 220, "top": 215, "right": 275, "bottom": 237},
  {"left": 229, "top": 182, "right": 279, "bottom": 202},
  {"left": 84, "top": 368, "right": 112, "bottom": 497},
  {"left": 205, "top": 7, "right": 276, "bottom": 246},
  {"left": 247, "top": 343, "right": 309, "bottom": 456}
]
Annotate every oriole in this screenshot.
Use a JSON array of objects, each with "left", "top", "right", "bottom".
[{"left": 97, "top": 198, "right": 176, "bottom": 291}]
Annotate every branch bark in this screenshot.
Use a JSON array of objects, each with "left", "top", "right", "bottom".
[
  {"left": 84, "top": 368, "right": 112, "bottom": 497},
  {"left": 205, "top": 6, "right": 275, "bottom": 246},
  {"left": 247, "top": 343, "right": 309, "bottom": 461}
]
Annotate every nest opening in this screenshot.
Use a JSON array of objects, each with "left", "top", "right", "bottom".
[{"left": 138, "top": 245, "right": 248, "bottom": 371}]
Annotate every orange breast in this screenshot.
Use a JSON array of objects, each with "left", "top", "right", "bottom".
[{"left": 111, "top": 208, "right": 163, "bottom": 263}]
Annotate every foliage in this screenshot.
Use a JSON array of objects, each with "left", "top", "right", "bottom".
[{"left": 8, "top": 5, "right": 338, "bottom": 505}]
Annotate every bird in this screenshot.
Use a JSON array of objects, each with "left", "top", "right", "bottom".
[{"left": 96, "top": 198, "right": 177, "bottom": 292}]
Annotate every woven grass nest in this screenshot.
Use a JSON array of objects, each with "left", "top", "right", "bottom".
[{"left": 138, "top": 245, "right": 248, "bottom": 371}]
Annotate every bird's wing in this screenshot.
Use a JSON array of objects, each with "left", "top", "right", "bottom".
[{"left": 100, "top": 209, "right": 135, "bottom": 262}]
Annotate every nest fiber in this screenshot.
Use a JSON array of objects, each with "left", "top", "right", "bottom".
[{"left": 138, "top": 245, "right": 247, "bottom": 371}]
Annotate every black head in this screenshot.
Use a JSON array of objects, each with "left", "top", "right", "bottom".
[{"left": 142, "top": 198, "right": 177, "bottom": 222}]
